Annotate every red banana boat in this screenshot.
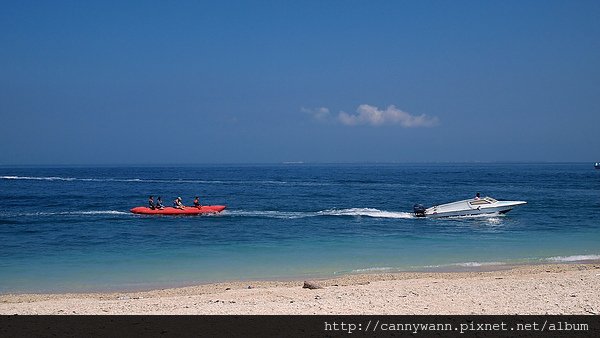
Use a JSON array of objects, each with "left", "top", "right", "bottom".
[{"left": 130, "top": 205, "right": 226, "bottom": 215}]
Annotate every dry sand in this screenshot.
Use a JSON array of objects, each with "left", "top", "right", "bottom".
[{"left": 1, "top": 263, "right": 599, "bottom": 315}]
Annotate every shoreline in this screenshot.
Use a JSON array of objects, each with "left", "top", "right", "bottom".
[
  {"left": 4, "top": 258, "right": 596, "bottom": 296},
  {"left": 2, "top": 263, "right": 599, "bottom": 315}
]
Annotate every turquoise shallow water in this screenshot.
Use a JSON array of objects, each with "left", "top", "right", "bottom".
[{"left": 0, "top": 163, "right": 599, "bottom": 293}]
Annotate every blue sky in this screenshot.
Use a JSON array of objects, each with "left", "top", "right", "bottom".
[{"left": 1, "top": 1, "right": 599, "bottom": 164}]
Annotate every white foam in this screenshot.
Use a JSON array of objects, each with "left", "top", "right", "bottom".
[
  {"left": 1, "top": 175, "right": 77, "bottom": 181},
  {"left": 352, "top": 267, "right": 394, "bottom": 273},
  {"left": 1, "top": 175, "right": 295, "bottom": 185},
  {"left": 318, "top": 208, "right": 414, "bottom": 219},
  {"left": 485, "top": 217, "right": 502, "bottom": 225},
  {"left": 452, "top": 261, "right": 505, "bottom": 267},
  {"left": 71, "top": 210, "right": 129, "bottom": 215},
  {"left": 223, "top": 208, "right": 414, "bottom": 219},
  {"left": 545, "top": 255, "right": 600, "bottom": 262},
  {"left": 446, "top": 213, "right": 504, "bottom": 219},
  {"left": 20, "top": 210, "right": 129, "bottom": 216},
  {"left": 350, "top": 261, "right": 507, "bottom": 273},
  {"left": 423, "top": 261, "right": 506, "bottom": 268},
  {"left": 1, "top": 176, "right": 143, "bottom": 183},
  {"left": 222, "top": 210, "right": 314, "bottom": 219}
]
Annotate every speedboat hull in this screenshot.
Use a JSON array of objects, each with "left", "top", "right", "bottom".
[{"left": 415, "top": 197, "right": 526, "bottom": 218}]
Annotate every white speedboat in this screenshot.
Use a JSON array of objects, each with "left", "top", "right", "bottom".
[{"left": 413, "top": 197, "right": 526, "bottom": 218}]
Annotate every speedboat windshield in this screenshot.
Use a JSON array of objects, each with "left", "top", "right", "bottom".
[{"left": 469, "top": 197, "right": 497, "bottom": 206}]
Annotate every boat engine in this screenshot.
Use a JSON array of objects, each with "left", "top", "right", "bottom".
[{"left": 413, "top": 204, "right": 426, "bottom": 217}]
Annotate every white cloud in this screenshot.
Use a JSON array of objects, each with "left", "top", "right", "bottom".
[
  {"left": 338, "top": 104, "right": 438, "bottom": 127},
  {"left": 301, "top": 107, "right": 330, "bottom": 121}
]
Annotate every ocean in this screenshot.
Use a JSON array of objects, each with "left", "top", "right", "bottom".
[{"left": 1, "top": 163, "right": 599, "bottom": 293}]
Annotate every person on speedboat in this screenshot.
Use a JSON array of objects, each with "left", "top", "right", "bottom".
[
  {"left": 193, "top": 196, "right": 202, "bottom": 208},
  {"left": 148, "top": 196, "right": 156, "bottom": 210},
  {"left": 174, "top": 197, "right": 185, "bottom": 210},
  {"left": 474, "top": 192, "right": 481, "bottom": 200},
  {"left": 156, "top": 196, "right": 164, "bottom": 209}
]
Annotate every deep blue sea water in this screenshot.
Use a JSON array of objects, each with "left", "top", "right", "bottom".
[{"left": 1, "top": 163, "right": 599, "bottom": 293}]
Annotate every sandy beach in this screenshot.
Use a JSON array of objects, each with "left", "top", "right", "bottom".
[{"left": 1, "top": 263, "right": 599, "bottom": 315}]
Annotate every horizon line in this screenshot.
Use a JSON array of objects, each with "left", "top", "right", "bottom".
[{"left": 0, "top": 161, "right": 597, "bottom": 168}]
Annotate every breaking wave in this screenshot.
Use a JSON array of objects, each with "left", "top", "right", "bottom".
[
  {"left": 341, "top": 261, "right": 508, "bottom": 274},
  {"left": 339, "top": 255, "right": 600, "bottom": 276},
  {"left": 422, "top": 261, "right": 506, "bottom": 269},
  {"left": 351, "top": 267, "right": 395, "bottom": 273},
  {"left": 544, "top": 255, "right": 600, "bottom": 262}
]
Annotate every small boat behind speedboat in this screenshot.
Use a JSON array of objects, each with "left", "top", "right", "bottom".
[
  {"left": 413, "top": 197, "right": 526, "bottom": 218},
  {"left": 131, "top": 205, "right": 226, "bottom": 215}
]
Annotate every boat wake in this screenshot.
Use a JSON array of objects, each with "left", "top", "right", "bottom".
[
  {"left": 1, "top": 175, "right": 143, "bottom": 182},
  {"left": 3, "top": 210, "right": 130, "bottom": 217},
  {"left": 1, "top": 207, "right": 514, "bottom": 221},
  {"left": 0, "top": 175, "right": 320, "bottom": 186},
  {"left": 67, "top": 210, "right": 130, "bottom": 215},
  {"left": 3, "top": 208, "right": 413, "bottom": 219},
  {"left": 223, "top": 210, "right": 313, "bottom": 219},
  {"left": 318, "top": 208, "right": 414, "bottom": 219},
  {"left": 445, "top": 213, "right": 504, "bottom": 219},
  {"left": 223, "top": 208, "right": 414, "bottom": 219},
  {"left": 224, "top": 209, "right": 510, "bottom": 221}
]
